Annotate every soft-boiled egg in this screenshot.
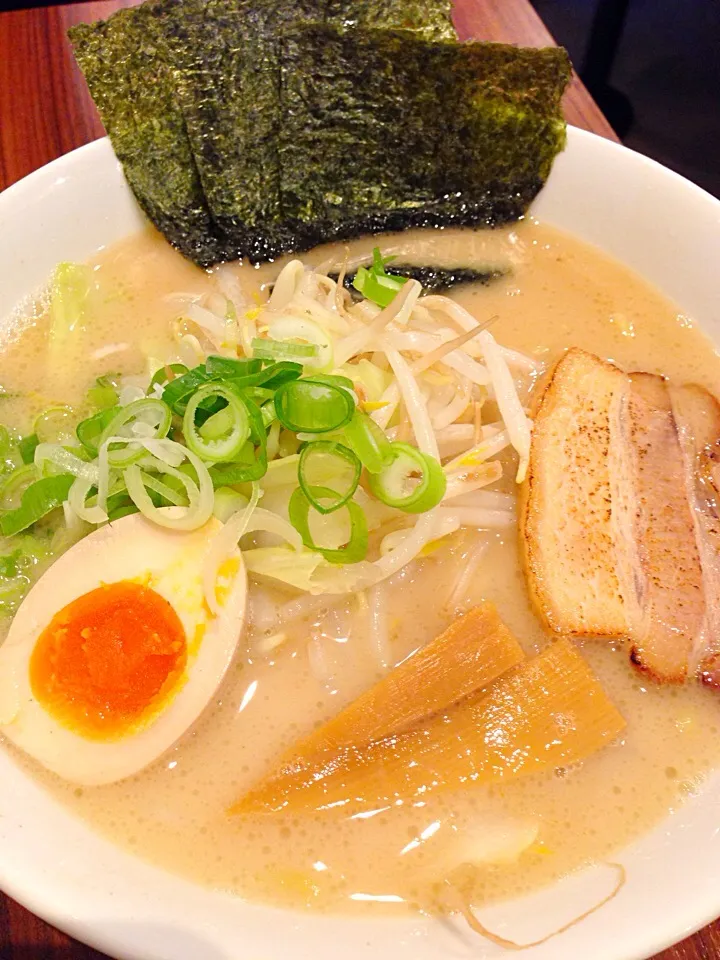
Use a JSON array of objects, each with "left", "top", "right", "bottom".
[{"left": 0, "top": 511, "right": 247, "bottom": 785}]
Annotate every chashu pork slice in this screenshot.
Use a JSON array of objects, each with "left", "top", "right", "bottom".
[
  {"left": 617, "top": 373, "right": 706, "bottom": 683},
  {"left": 670, "top": 383, "right": 720, "bottom": 686},
  {"left": 519, "top": 347, "right": 630, "bottom": 636}
]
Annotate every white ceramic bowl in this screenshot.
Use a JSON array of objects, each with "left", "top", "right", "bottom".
[{"left": 1, "top": 128, "right": 720, "bottom": 960}]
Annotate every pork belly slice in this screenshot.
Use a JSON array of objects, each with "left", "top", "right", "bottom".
[
  {"left": 670, "top": 383, "right": 720, "bottom": 686},
  {"left": 520, "top": 347, "right": 630, "bottom": 636},
  {"left": 619, "top": 374, "right": 706, "bottom": 682}
]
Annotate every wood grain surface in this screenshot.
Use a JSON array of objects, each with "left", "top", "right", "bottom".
[{"left": 0, "top": 1, "right": 714, "bottom": 958}]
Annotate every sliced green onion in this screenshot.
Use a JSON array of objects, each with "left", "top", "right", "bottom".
[
  {"left": 148, "top": 363, "right": 190, "bottom": 392},
  {"left": 213, "top": 487, "right": 249, "bottom": 522},
  {"left": 162, "top": 365, "right": 214, "bottom": 412},
  {"left": 251, "top": 338, "right": 318, "bottom": 361},
  {"left": 259, "top": 399, "right": 277, "bottom": 429},
  {"left": 76, "top": 405, "right": 120, "bottom": 456},
  {"left": 245, "top": 387, "right": 275, "bottom": 406},
  {"left": 87, "top": 384, "right": 118, "bottom": 409},
  {"left": 34, "top": 443, "right": 99, "bottom": 482},
  {"left": 267, "top": 317, "right": 333, "bottom": 369},
  {"left": 208, "top": 396, "right": 267, "bottom": 483},
  {"left": 183, "top": 383, "right": 251, "bottom": 462},
  {"left": 68, "top": 476, "right": 106, "bottom": 525},
  {"left": 107, "top": 498, "right": 139, "bottom": 522},
  {"left": 298, "top": 441, "right": 361, "bottom": 514},
  {"left": 367, "top": 442, "right": 446, "bottom": 514},
  {"left": 205, "top": 355, "right": 262, "bottom": 379},
  {"left": 0, "top": 474, "right": 74, "bottom": 536},
  {"left": 198, "top": 405, "right": 234, "bottom": 440},
  {"left": 0, "top": 464, "right": 37, "bottom": 510},
  {"left": 289, "top": 485, "right": 368, "bottom": 564},
  {"left": 87, "top": 373, "right": 121, "bottom": 409},
  {"left": 124, "top": 446, "right": 214, "bottom": 531},
  {"left": 251, "top": 361, "right": 303, "bottom": 390},
  {"left": 207, "top": 439, "right": 267, "bottom": 486},
  {"left": 18, "top": 433, "right": 39, "bottom": 465},
  {"left": 161, "top": 359, "right": 301, "bottom": 414},
  {"left": 138, "top": 472, "right": 189, "bottom": 507},
  {"left": 343, "top": 411, "right": 393, "bottom": 474},
  {"left": 275, "top": 379, "right": 355, "bottom": 434},
  {"left": 34, "top": 405, "right": 74, "bottom": 444},
  {"left": 306, "top": 373, "right": 354, "bottom": 391},
  {"left": 156, "top": 462, "right": 197, "bottom": 499},
  {"left": 99, "top": 398, "right": 172, "bottom": 467},
  {"left": 352, "top": 248, "right": 408, "bottom": 308},
  {"left": 266, "top": 419, "right": 281, "bottom": 461}
]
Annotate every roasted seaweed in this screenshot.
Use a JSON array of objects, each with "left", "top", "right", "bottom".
[
  {"left": 168, "top": 0, "right": 457, "bottom": 260},
  {"left": 278, "top": 27, "right": 570, "bottom": 250},
  {"left": 70, "top": 1, "right": 225, "bottom": 265},
  {"left": 168, "top": 0, "right": 325, "bottom": 262},
  {"left": 70, "top": 3, "right": 570, "bottom": 268},
  {"left": 325, "top": 0, "right": 456, "bottom": 40}
]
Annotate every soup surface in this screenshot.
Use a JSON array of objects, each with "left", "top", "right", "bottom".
[{"left": 2, "top": 219, "right": 720, "bottom": 918}]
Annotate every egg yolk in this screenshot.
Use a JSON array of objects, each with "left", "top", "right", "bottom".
[{"left": 30, "top": 581, "right": 187, "bottom": 741}]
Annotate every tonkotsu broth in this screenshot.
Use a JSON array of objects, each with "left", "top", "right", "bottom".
[{"left": 3, "top": 219, "right": 720, "bottom": 918}]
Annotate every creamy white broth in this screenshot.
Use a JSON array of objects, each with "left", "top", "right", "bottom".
[{"left": 2, "top": 219, "right": 720, "bottom": 918}]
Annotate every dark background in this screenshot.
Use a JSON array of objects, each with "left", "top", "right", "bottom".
[{"left": 533, "top": 0, "right": 720, "bottom": 197}]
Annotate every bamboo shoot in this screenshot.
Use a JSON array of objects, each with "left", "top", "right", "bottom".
[
  {"left": 276, "top": 602, "right": 525, "bottom": 769},
  {"left": 232, "top": 639, "right": 625, "bottom": 816}
]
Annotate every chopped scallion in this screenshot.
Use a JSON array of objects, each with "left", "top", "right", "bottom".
[
  {"left": 183, "top": 383, "right": 251, "bottom": 462},
  {"left": 34, "top": 406, "right": 74, "bottom": 444},
  {"left": 352, "top": 247, "right": 408, "bottom": 308},
  {"left": 76, "top": 405, "right": 120, "bottom": 456},
  {"left": 0, "top": 464, "right": 37, "bottom": 511},
  {"left": 18, "top": 434, "right": 40, "bottom": 465},
  {"left": 205, "top": 355, "right": 262, "bottom": 379},
  {"left": 99, "top": 398, "right": 173, "bottom": 467},
  {"left": 87, "top": 373, "right": 121, "bottom": 409},
  {"left": 0, "top": 474, "right": 74, "bottom": 536},
  {"left": 251, "top": 338, "right": 318, "bottom": 361},
  {"left": 275, "top": 379, "right": 355, "bottom": 434},
  {"left": 148, "top": 363, "right": 189, "bottom": 392},
  {"left": 298, "top": 441, "right": 361, "bottom": 514},
  {"left": 367, "top": 442, "right": 446, "bottom": 513},
  {"left": 288, "top": 485, "right": 368, "bottom": 564},
  {"left": 342, "top": 411, "right": 393, "bottom": 474}
]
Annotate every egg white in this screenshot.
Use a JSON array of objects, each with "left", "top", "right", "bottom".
[{"left": 0, "top": 512, "right": 247, "bottom": 785}]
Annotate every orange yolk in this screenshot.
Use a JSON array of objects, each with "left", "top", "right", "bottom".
[{"left": 30, "top": 581, "right": 187, "bottom": 741}]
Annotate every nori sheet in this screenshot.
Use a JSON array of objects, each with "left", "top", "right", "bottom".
[
  {"left": 330, "top": 264, "right": 506, "bottom": 295},
  {"left": 168, "top": 0, "right": 324, "bottom": 263},
  {"left": 325, "top": 0, "right": 456, "bottom": 40},
  {"left": 70, "top": 5, "right": 569, "bottom": 268},
  {"left": 169, "top": 0, "right": 455, "bottom": 261},
  {"left": 69, "top": 2, "right": 225, "bottom": 266},
  {"left": 278, "top": 27, "right": 571, "bottom": 251},
  {"left": 70, "top": 0, "right": 455, "bottom": 265}
]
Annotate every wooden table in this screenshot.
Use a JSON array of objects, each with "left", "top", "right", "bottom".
[{"left": 0, "top": 1, "right": 713, "bottom": 958}]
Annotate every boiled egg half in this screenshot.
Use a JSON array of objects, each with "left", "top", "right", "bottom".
[{"left": 0, "top": 512, "right": 247, "bottom": 785}]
